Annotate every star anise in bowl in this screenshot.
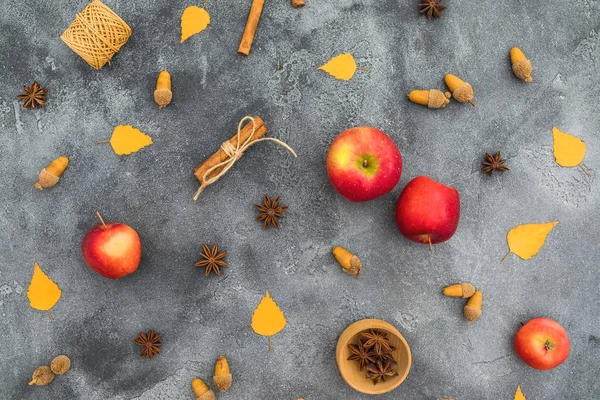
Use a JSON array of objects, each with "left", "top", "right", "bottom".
[{"left": 366, "top": 359, "right": 399, "bottom": 385}]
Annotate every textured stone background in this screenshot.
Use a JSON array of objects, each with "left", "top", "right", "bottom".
[{"left": 0, "top": 0, "right": 599, "bottom": 399}]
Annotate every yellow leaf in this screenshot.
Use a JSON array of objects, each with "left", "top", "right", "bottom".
[
  {"left": 318, "top": 53, "right": 358, "bottom": 81},
  {"left": 553, "top": 127, "right": 586, "bottom": 167},
  {"left": 502, "top": 222, "right": 559, "bottom": 262},
  {"left": 27, "top": 262, "right": 62, "bottom": 322},
  {"left": 105, "top": 125, "right": 153, "bottom": 155},
  {"left": 181, "top": 5, "right": 211, "bottom": 44},
  {"left": 251, "top": 290, "right": 286, "bottom": 351},
  {"left": 514, "top": 384, "right": 526, "bottom": 400}
]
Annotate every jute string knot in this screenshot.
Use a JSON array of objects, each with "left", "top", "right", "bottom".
[{"left": 193, "top": 116, "right": 297, "bottom": 200}]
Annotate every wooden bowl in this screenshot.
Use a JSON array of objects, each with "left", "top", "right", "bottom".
[{"left": 336, "top": 319, "right": 411, "bottom": 395}]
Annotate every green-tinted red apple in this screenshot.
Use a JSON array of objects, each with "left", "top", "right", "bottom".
[
  {"left": 514, "top": 318, "right": 570, "bottom": 370},
  {"left": 395, "top": 176, "right": 460, "bottom": 248},
  {"left": 326, "top": 126, "right": 402, "bottom": 202},
  {"left": 81, "top": 211, "right": 142, "bottom": 279}
]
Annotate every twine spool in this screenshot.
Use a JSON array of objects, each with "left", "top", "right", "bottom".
[{"left": 61, "top": 0, "right": 132, "bottom": 70}]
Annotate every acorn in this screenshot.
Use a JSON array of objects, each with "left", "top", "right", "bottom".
[
  {"left": 29, "top": 366, "right": 55, "bottom": 386},
  {"left": 34, "top": 156, "right": 69, "bottom": 190},
  {"left": 332, "top": 246, "right": 362, "bottom": 279},
  {"left": 408, "top": 89, "right": 451, "bottom": 108},
  {"left": 191, "top": 378, "right": 215, "bottom": 400},
  {"left": 213, "top": 355, "right": 232, "bottom": 392},
  {"left": 154, "top": 70, "right": 172, "bottom": 109},
  {"left": 464, "top": 290, "right": 483, "bottom": 323},
  {"left": 442, "top": 282, "right": 476, "bottom": 298},
  {"left": 510, "top": 47, "right": 533, "bottom": 83},
  {"left": 445, "top": 74, "right": 475, "bottom": 106},
  {"left": 50, "top": 355, "right": 71, "bottom": 375}
]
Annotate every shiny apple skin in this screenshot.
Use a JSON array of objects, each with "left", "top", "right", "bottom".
[
  {"left": 326, "top": 126, "right": 402, "bottom": 202},
  {"left": 514, "top": 318, "right": 570, "bottom": 370},
  {"left": 395, "top": 176, "right": 460, "bottom": 245},
  {"left": 81, "top": 222, "right": 142, "bottom": 279}
]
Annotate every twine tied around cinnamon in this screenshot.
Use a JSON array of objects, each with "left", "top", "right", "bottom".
[
  {"left": 61, "top": 0, "right": 132, "bottom": 70},
  {"left": 193, "top": 116, "right": 297, "bottom": 200}
]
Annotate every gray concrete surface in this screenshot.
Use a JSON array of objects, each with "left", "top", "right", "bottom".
[{"left": 1, "top": 0, "right": 599, "bottom": 399}]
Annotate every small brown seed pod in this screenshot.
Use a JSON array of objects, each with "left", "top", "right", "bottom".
[
  {"left": 50, "top": 355, "right": 71, "bottom": 375},
  {"left": 213, "top": 355, "right": 232, "bottom": 392},
  {"left": 29, "top": 366, "right": 55, "bottom": 386},
  {"left": 510, "top": 47, "right": 533, "bottom": 83},
  {"left": 154, "top": 70, "right": 172, "bottom": 109}
]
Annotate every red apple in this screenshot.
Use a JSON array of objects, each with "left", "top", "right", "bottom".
[
  {"left": 395, "top": 176, "right": 460, "bottom": 248},
  {"left": 81, "top": 211, "right": 142, "bottom": 279},
  {"left": 514, "top": 318, "right": 570, "bottom": 370},
  {"left": 326, "top": 126, "right": 402, "bottom": 202}
]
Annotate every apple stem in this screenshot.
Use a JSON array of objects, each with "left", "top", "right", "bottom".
[
  {"left": 428, "top": 236, "right": 432, "bottom": 252},
  {"left": 500, "top": 252, "right": 510, "bottom": 263},
  {"left": 47, "top": 310, "right": 54, "bottom": 323},
  {"left": 579, "top": 164, "right": 590, "bottom": 176},
  {"left": 95, "top": 210, "right": 107, "bottom": 228}
]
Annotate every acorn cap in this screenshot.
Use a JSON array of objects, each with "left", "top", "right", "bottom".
[
  {"left": 464, "top": 306, "right": 482, "bottom": 322},
  {"left": 460, "top": 282, "right": 476, "bottom": 298},
  {"left": 34, "top": 168, "right": 60, "bottom": 190},
  {"left": 428, "top": 89, "right": 451, "bottom": 108},
  {"left": 512, "top": 59, "right": 533, "bottom": 82},
  {"left": 29, "top": 366, "right": 55, "bottom": 386},
  {"left": 197, "top": 390, "right": 216, "bottom": 400},
  {"left": 50, "top": 355, "right": 71, "bottom": 375},
  {"left": 452, "top": 82, "right": 474, "bottom": 104},
  {"left": 154, "top": 89, "right": 173, "bottom": 109},
  {"left": 213, "top": 373, "right": 232, "bottom": 392}
]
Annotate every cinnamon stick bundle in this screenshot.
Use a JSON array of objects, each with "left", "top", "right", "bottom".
[
  {"left": 291, "top": 0, "right": 305, "bottom": 7},
  {"left": 238, "top": 0, "right": 265, "bottom": 56},
  {"left": 194, "top": 116, "right": 267, "bottom": 183}
]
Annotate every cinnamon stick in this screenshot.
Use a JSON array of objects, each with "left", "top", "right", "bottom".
[
  {"left": 194, "top": 116, "right": 267, "bottom": 183},
  {"left": 238, "top": 0, "right": 265, "bottom": 56},
  {"left": 291, "top": 0, "right": 305, "bottom": 7}
]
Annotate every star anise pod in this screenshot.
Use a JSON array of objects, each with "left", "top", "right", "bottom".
[
  {"left": 347, "top": 340, "right": 377, "bottom": 371},
  {"left": 366, "top": 359, "right": 399, "bottom": 385},
  {"left": 134, "top": 330, "right": 162, "bottom": 359},
  {"left": 361, "top": 329, "right": 394, "bottom": 356},
  {"left": 255, "top": 195, "right": 288, "bottom": 229},
  {"left": 419, "top": 0, "right": 446, "bottom": 20},
  {"left": 17, "top": 81, "right": 47, "bottom": 109},
  {"left": 481, "top": 152, "right": 509, "bottom": 175},
  {"left": 195, "top": 243, "right": 228, "bottom": 276}
]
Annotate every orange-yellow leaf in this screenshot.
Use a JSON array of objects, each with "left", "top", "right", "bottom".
[
  {"left": 251, "top": 290, "right": 286, "bottom": 337},
  {"left": 108, "top": 125, "right": 153, "bottom": 155},
  {"left": 552, "top": 127, "right": 586, "bottom": 167},
  {"left": 27, "top": 262, "right": 61, "bottom": 315},
  {"left": 504, "top": 222, "right": 559, "bottom": 261},
  {"left": 181, "top": 5, "right": 211, "bottom": 44},
  {"left": 317, "top": 53, "right": 358, "bottom": 81},
  {"left": 514, "top": 385, "right": 526, "bottom": 400}
]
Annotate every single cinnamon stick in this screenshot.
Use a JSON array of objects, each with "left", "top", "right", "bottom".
[
  {"left": 291, "top": 0, "right": 305, "bottom": 7},
  {"left": 194, "top": 116, "right": 267, "bottom": 182},
  {"left": 238, "top": 0, "right": 265, "bottom": 56}
]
